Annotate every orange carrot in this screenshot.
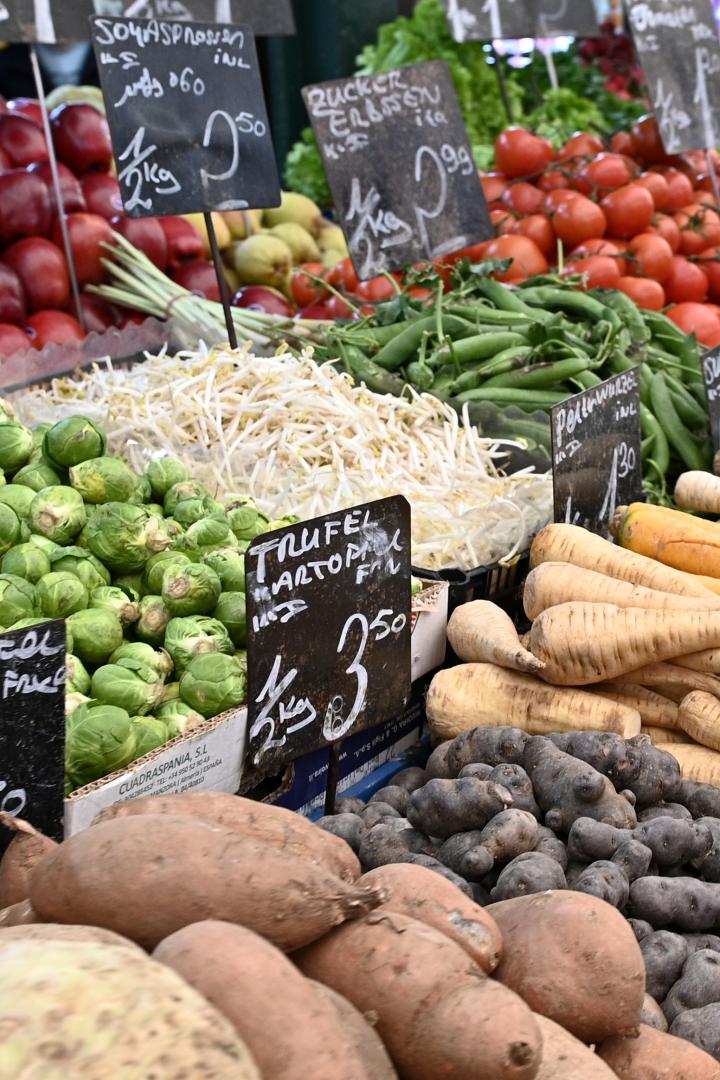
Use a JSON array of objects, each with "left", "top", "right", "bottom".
[{"left": 612, "top": 503, "right": 720, "bottom": 579}]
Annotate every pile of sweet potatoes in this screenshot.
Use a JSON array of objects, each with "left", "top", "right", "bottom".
[
  {"left": 320, "top": 726, "right": 720, "bottom": 1067},
  {"left": 1, "top": 788, "right": 718, "bottom": 1079}
]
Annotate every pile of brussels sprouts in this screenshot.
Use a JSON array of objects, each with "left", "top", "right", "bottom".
[{"left": 0, "top": 404, "right": 294, "bottom": 795}]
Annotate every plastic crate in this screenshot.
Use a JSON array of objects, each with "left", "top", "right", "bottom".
[{"left": 412, "top": 550, "right": 530, "bottom": 624}]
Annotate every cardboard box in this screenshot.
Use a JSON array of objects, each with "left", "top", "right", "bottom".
[
  {"left": 64, "top": 706, "right": 247, "bottom": 837},
  {"left": 412, "top": 580, "right": 448, "bottom": 682}
]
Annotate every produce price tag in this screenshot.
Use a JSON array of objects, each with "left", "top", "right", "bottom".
[
  {"left": 91, "top": 14, "right": 281, "bottom": 217},
  {"left": 442, "top": 0, "right": 598, "bottom": 43},
  {"left": 702, "top": 344, "right": 720, "bottom": 453},
  {"left": 303, "top": 60, "right": 492, "bottom": 281},
  {"left": 551, "top": 370, "right": 643, "bottom": 539},
  {"left": 625, "top": 0, "right": 720, "bottom": 155},
  {"left": 245, "top": 497, "right": 412, "bottom": 775},
  {"left": 0, "top": 621, "right": 65, "bottom": 853}
]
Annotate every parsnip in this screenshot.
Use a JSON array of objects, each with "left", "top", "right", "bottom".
[
  {"left": 678, "top": 692, "right": 720, "bottom": 751},
  {"left": 614, "top": 663, "right": 720, "bottom": 704},
  {"left": 590, "top": 683, "right": 680, "bottom": 729},
  {"left": 530, "top": 524, "right": 716, "bottom": 599},
  {"left": 426, "top": 663, "right": 641, "bottom": 742},
  {"left": 675, "top": 471, "right": 720, "bottom": 514},
  {"left": 656, "top": 742, "right": 720, "bottom": 787},
  {"left": 674, "top": 648, "right": 720, "bottom": 675},
  {"left": 447, "top": 600, "right": 544, "bottom": 674},
  {"left": 641, "top": 726, "right": 693, "bottom": 745}
]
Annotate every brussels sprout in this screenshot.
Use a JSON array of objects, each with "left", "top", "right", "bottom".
[
  {"left": 157, "top": 700, "right": 205, "bottom": 736},
  {"left": 10, "top": 616, "right": 73, "bottom": 654},
  {"left": 0, "top": 468, "right": 4, "bottom": 485},
  {"left": 29, "top": 485, "right": 86, "bottom": 545},
  {"left": 44, "top": 416, "right": 106, "bottom": 469},
  {"left": 0, "top": 484, "right": 35, "bottom": 522},
  {"left": 203, "top": 548, "right": 246, "bottom": 593},
  {"left": 145, "top": 503, "right": 165, "bottom": 519},
  {"left": 109, "top": 641, "right": 174, "bottom": 679},
  {"left": 67, "top": 608, "right": 124, "bottom": 667},
  {"left": 65, "top": 703, "right": 137, "bottom": 791},
  {"left": 86, "top": 503, "right": 172, "bottom": 571},
  {"left": 163, "top": 615, "right": 233, "bottom": 673},
  {"left": 130, "top": 716, "right": 170, "bottom": 759},
  {"left": 66, "top": 691, "right": 91, "bottom": 718},
  {"left": 51, "top": 550, "right": 111, "bottom": 591},
  {"left": 66, "top": 653, "right": 91, "bottom": 695},
  {"left": 185, "top": 518, "right": 237, "bottom": 553},
  {"left": 69, "top": 456, "right": 143, "bottom": 505},
  {"left": 162, "top": 562, "right": 221, "bottom": 617},
  {"left": 90, "top": 586, "right": 140, "bottom": 627},
  {"left": 30, "top": 422, "right": 51, "bottom": 449},
  {"left": 0, "top": 573, "right": 34, "bottom": 625},
  {"left": 267, "top": 516, "right": 299, "bottom": 531},
  {"left": 36, "top": 572, "right": 89, "bottom": 619},
  {"left": 135, "top": 595, "right": 171, "bottom": 646},
  {"left": 145, "top": 457, "right": 188, "bottom": 500},
  {"left": 171, "top": 497, "right": 226, "bottom": 528},
  {"left": 112, "top": 572, "right": 146, "bottom": 602},
  {"left": 179, "top": 652, "right": 247, "bottom": 718},
  {"left": 91, "top": 661, "right": 165, "bottom": 716},
  {"left": 160, "top": 681, "right": 181, "bottom": 704},
  {"left": 0, "top": 503, "right": 20, "bottom": 556},
  {"left": 144, "top": 551, "right": 191, "bottom": 595},
  {"left": 28, "top": 533, "right": 59, "bottom": 556},
  {"left": 225, "top": 500, "right": 270, "bottom": 542},
  {"left": 0, "top": 421, "right": 33, "bottom": 473},
  {"left": 11, "top": 459, "right": 63, "bottom": 492},
  {"left": 214, "top": 591, "right": 247, "bottom": 648},
  {"left": 0, "top": 542, "right": 50, "bottom": 583},
  {"left": 163, "top": 480, "right": 208, "bottom": 515}
]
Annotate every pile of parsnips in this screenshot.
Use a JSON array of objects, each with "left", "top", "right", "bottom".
[{"left": 427, "top": 523, "right": 720, "bottom": 786}]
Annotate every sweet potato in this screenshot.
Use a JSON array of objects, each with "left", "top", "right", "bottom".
[
  {"left": 630, "top": 877, "right": 720, "bottom": 931},
  {"left": 310, "top": 983, "right": 398, "bottom": 1080},
  {"left": 0, "top": 900, "right": 37, "bottom": 927},
  {"left": 641, "top": 994, "right": 669, "bottom": 1033},
  {"left": 597, "top": 1023, "right": 720, "bottom": 1079},
  {"left": 93, "top": 791, "right": 360, "bottom": 881},
  {"left": 154, "top": 920, "right": 379, "bottom": 1080},
  {"left": 490, "top": 852, "right": 568, "bottom": 901},
  {"left": 360, "top": 863, "right": 502, "bottom": 973},
  {"left": 0, "top": 814, "right": 57, "bottom": 908},
  {"left": 295, "top": 911, "right": 542, "bottom": 1080},
  {"left": 663, "top": 950, "right": 720, "bottom": 1024},
  {"left": 487, "top": 890, "right": 645, "bottom": 1042},
  {"left": 30, "top": 815, "right": 384, "bottom": 951},
  {"left": 640, "top": 931, "right": 689, "bottom": 1001},
  {"left": 534, "top": 1014, "right": 619, "bottom": 1079}
]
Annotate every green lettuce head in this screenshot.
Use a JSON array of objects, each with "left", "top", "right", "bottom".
[
  {"left": 203, "top": 548, "right": 245, "bottom": 593},
  {"left": 130, "top": 715, "right": 170, "bottom": 759},
  {"left": 51, "top": 548, "right": 111, "bottom": 591},
  {"left": 29, "top": 486, "right": 86, "bottom": 545},
  {"left": 163, "top": 480, "right": 208, "bottom": 516},
  {"left": 67, "top": 608, "right": 124, "bottom": 667},
  {"left": 134, "top": 595, "right": 171, "bottom": 646},
  {"left": 0, "top": 503, "right": 20, "bottom": 556},
  {"left": 69, "top": 456, "right": 143, "bottom": 505},
  {"left": 0, "top": 574, "right": 35, "bottom": 625},
  {"left": 225, "top": 500, "right": 270, "bottom": 542},
  {"left": 86, "top": 503, "right": 172, "bottom": 571},
  {"left": 91, "top": 659, "right": 165, "bottom": 716},
  {"left": 44, "top": 416, "right": 106, "bottom": 469},
  {"left": 11, "top": 460, "right": 63, "bottom": 492},
  {"left": 162, "top": 563, "right": 221, "bottom": 617},
  {"left": 214, "top": 591, "right": 247, "bottom": 648},
  {"left": 66, "top": 653, "right": 91, "bottom": 695},
  {"left": 89, "top": 586, "right": 140, "bottom": 627},
  {"left": 157, "top": 700, "right": 205, "bottom": 736},
  {"left": 164, "top": 615, "right": 233, "bottom": 673},
  {"left": 0, "top": 421, "right": 33, "bottom": 473},
  {"left": 36, "top": 572, "right": 89, "bottom": 619},
  {"left": 0, "top": 484, "right": 34, "bottom": 522},
  {"left": 145, "top": 457, "right": 188, "bottom": 500},
  {"left": 65, "top": 703, "right": 137, "bottom": 791},
  {"left": 144, "top": 551, "right": 192, "bottom": 595},
  {"left": 1, "top": 542, "right": 50, "bottom": 583},
  {"left": 185, "top": 518, "right": 237, "bottom": 553},
  {"left": 179, "top": 652, "right": 247, "bottom": 718}
]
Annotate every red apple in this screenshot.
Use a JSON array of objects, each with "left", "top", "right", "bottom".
[
  {"left": 0, "top": 170, "right": 52, "bottom": 243},
  {"left": 111, "top": 215, "right": 168, "bottom": 270},
  {"left": 78, "top": 293, "right": 121, "bottom": 334},
  {"left": 119, "top": 311, "right": 145, "bottom": 328},
  {"left": 53, "top": 212, "right": 112, "bottom": 286},
  {"left": 26, "top": 310, "right": 84, "bottom": 350},
  {"left": 81, "top": 173, "right": 122, "bottom": 219},
  {"left": 0, "top": 263, "right": 27, "bottom": 325},
  {"left": 0, "top": 113, "right": 47, "bottom": 167},
  {"left": 171, "top": 261, "right": 227, "bottom": 301},
  {"left": 0, "top": 148, "right": 10, "bottom": 171},
  {"left": 159, "top": 216, "right": 204, "bottom": 269},
  {"left": 0, "top": 323, "right": 32, "bottom": 357},
  {"left": 50, "top": 103, "right": 112, "bottom": 175},
  {"left": 7, "top": 98, "right": 42, "bottom": 125},
  {"left": 232, "top": 285, "right": 294, "bottom": 318},
  {"left": 28, "top": 160, "right": 86, "bottom": 215},
  {"left": 3, "top": 238, "right": 69, "bottom": 312}
]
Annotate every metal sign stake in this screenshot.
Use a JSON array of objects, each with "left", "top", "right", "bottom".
[{"left": 204, "top": 210, "right": 238, "bottom": 350}]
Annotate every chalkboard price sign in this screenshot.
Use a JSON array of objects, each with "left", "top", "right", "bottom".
[
  {"left": 443, "top": 0, "right": 599, "bottom": 43},
  {"left": 303, "top": 61, "right": 492, "bottom": 280},
  {"left": 91, "top": 15, "right": 281, "bottom": 217},
  {"left": 625, "top": 0, "right": 720, "bottom": 155},
  {"left": 246, "top": 498, "right": 412, "bottom": 775},
  {"left": 552, "top": 370, "right": 643, "bottom": 538},
  {"left": 703, "top": 345, "right": 720, "bottom": 453},
  {"left": 0, "top": 621, "right": 65, "bottom": 853}
]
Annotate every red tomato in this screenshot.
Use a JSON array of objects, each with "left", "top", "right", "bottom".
[
  {"left": 610, "top": 131, "right": 634, "bottom": 156},
  {"left": 290, "top": 263, "right": 328, "bottom": 307},
  {"left": 538, "top": 170, "right": 571, "bottom": 192},
  {"left": 407, "top": 286, "right": 433, "bottom": 302},
  {"left": 694, "top": 190, "right": 717, "bottom": 206},
  {"left": 600, "top": 183, "right": 655, "bottom": 239},
  {"left": 559, "top": 131, "right": 604, "bottom": 160},
  {"left": 579, "top": 153, "right": 635, "bottom": 196},
  {"left": 631, "top": 114, "right": 667, "bottom": 164},
  {"left": 440, "top": 241, "right": 489, "bottom": 266},
  {"left": 571, "top": 237, "right": 628, "bottom": 274},
  {"left": 483, "top": 235, "right": 548, "bottom": 281},
  {"left": 617, "top": 276, "right": 666, "bottom": 311},
  {"left": 695, "top": 246, "right": 720, "bottom": 302},
  {"left": 495, "top": 127, "right": 555, "bottom": 179},
  {"left": 552, "top": 195, "right": 607, "bottom": 246},
  {"left": 567, "top": 255, "right": 621, "bottom": 289},
  {"left": 324, "top": 294, "right": 358, "bottom": 320},
  {"left": 674, "top": 203, "right": 720, "bottom": 256},
  {"left": 660, "top": 168, "right": 695, "bottom": 211},
  {"left": 491, "top": 208, "right": 515, "bottom": 235},
  {"left": 326, "top": 257, "right": 359, "bottom": 294},
  {"left": 663, "top": 256, "right": 710, "bottom": 303},
  {"left": 646, "top": 213, "right": 681, "bottom": 252},
  {"left": 26, "top": 310, "right": 84, "bottom": 349},
  {"left": 666, "top": 302, "right": 720, "bottom": 345},
  {"left": 0, "top": 323, "right": 32, "bottom": 357},
  {"left": 503, "top": 181, "right": 544, "bottom": 216},
  {"left": 626, "top": 233, "right": 674, "bottom": 283},
  {"left": 355, "top": 275, "right": 400, "bottom": 302},
  {"left": 543, "top": 188, "right": 581, "bottom": 212},
  {"left": 296, "top": 303, "right": 332, "bottom": 321},
  {"left": 480, "top": 172, "right": 508, "bottom": 205},
  {"left": 514, "top": 214, "right": 556, "bottom": 259},
  {"left": 636, "top": 172, "right": 669, "bottom": 210}
]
